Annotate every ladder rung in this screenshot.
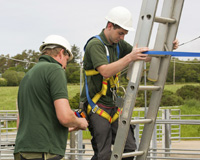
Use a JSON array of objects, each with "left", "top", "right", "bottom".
[
  {"left": 149, "top": 54, "right": 166, "bottom": 57},
  {"left": 139, "top": 86, "right": 161, "bottom": 91},
  {"left": 130, "top": 119, "right": 152, "bottom": 124},
  {"left": 156, "top": 120, "right": 200, "bottom": 125},
  {"left": 122, "top": 151, "right": 144, "bottom": 158},
  {"left": 154, "top": 16, "right": 176, "bottom": 24}
]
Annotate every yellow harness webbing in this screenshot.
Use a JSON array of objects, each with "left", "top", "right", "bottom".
[{"left": 85, "top": 69, "right": 122, "bottom": 123}]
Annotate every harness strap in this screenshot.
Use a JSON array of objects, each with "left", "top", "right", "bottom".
[
  {"left": 85, "top": 72, "right": 122, "bottom": 124},
  {"left": 85, "top": 69, "right": 99, "bottom": 76},
  {"left": 109, "top": 72, "right": 120, "bottom": 89},
  {"left": 84, "top": 35, "right": 122, "bottom": 123},
  {"left": 87, "top": 104, "right": 122, "bottom": 123}
]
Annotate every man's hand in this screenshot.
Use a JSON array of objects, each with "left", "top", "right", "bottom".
[
  {"left": 78, "top": 117, "right": 88, "bottom": 130},
  {"left": 69, "top": 117, "right": 88, "bottom": 132},
  {"left": 173, "top": 39, "right": 179, "bottom": 50},
  {"left": 130, "top": 45, "right": 149, "bottom": 61},
  {"left": 69, "top": 127, "right": 79, "bottom": 132}
]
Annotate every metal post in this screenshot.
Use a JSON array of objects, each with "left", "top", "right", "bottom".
[
  {"left": 151, "top": 124, "right": 157, "bottom": 159},
  {"left": 164, "top": 109, "right": 171, "bottom": 157},
  {"left": 77, "top": 130, "right": 83, "bottom": 160},
  {"left": 173, "top": 57, "right": 176, "bottom": 85},
  {"left": 144, "top": 62, "right": 147, "bottom": 118},
  {"left": 80, "top": 52, "right": 83, "bottom": 94},
  {"left": 70, "top": 131, "right": 76, "bottom": 160},
  {"left": 162, "top": 109, "right": 165, "bottom": 149}
]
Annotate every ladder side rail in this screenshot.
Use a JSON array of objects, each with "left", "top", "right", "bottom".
[
  {"left": 137, "top": 0, "right": 176, "bottom": 157},
  {"left": 165, "top": 0, "right": 185, "bottom": 53},
  {"left": 136, "top": 0, "right": 184, "bottom": 160},
  {"left": 126, "top": 0, "right": 159, "bottom": 80},
  {"left": 111, "top": 0, "right": 159, "bottom": 160},
  {"left": 126, "top": 0, "right": 147, "bottom": 80},
  {"left": 136, "top": 58, "right": 171, "bottom": 160},
  {"left": 148, "top": 0, "right": 175, "bottom": 82}
]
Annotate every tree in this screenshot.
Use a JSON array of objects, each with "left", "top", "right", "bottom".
[
  {"left": 0, "top": 50, "right": 40, "bottom": 74},
  {"left": 167, "top": 59, "right": 200, "bottom": 83},
  {"left": 11, "top": 50, "right": 40, "bottom": 71},
  {"left": 69, "top": 93, "right": 80, "bottom": 109},
  {"left": 2, "top": 70, "right": 18, "bottom": 86},
  {"left": 65, "top": 44, "right": 82, "bottom": 83},
  {"left": 0, "top": 78, "right": 7, "bottom": 86},
  {"left": 66, "top": 63, "right": 80, "bottom": 83},
  {"left": 0, "top": 54, "right": 9, "bottom": 73},
  {"left": 17, "top": 72, "right": 25, "bottom": 84},
  {"left": 70, "top": 44, "right": 82, "bottom": 63},
  {"left": 176, "top": 85, "right": 200, "bottom": 100}
]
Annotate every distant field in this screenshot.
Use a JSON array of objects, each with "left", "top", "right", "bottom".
[
  {"left": 0, "top": 84, "right": 81, "bottom": 110},
  {"left": 164, "top": 83, "right": 200, "bottom": 93},
  {"left": 0, "top": 83, "right": 200, "bottom": 110},
  {"left": 0, "top": 86, "right": 18, "bottom": 110}
]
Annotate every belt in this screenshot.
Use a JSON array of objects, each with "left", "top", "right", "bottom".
[{"left": 17, "top": 153, "right": 63, "bottom": 160}]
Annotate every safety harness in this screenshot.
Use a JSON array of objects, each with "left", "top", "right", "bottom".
[{"left": 84, "top": 35, "right": 123, "bottom": 123}]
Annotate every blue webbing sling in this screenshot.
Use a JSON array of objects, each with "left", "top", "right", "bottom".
[{"left": 144, "top": 51, "right": 200, "bottom": 57}]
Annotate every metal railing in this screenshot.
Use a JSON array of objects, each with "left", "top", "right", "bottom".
[{"left": 0, "top": 109, "right": 199, "bottom": 160}]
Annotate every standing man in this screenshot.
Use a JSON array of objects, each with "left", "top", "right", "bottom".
[
  {"left": 14, "top": 35, "right": 88, "bottom": 160},
  {"left": 80, "top": 6, "right": 178, "bottom": 160},
  {"left": 80, "top": 6, "right": 149, "bottom": 160}
]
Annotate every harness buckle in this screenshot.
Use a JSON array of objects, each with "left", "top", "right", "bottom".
[{"left": 92, "top": 105, "right": 99, "bottom": 113}]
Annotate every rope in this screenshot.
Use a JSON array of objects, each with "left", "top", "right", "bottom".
[
  {"left": 0, "top": 55, "right": 36, "bottom": 64},
  {"left": 179, "top": 35, "right": 200, "bottom": 47}
]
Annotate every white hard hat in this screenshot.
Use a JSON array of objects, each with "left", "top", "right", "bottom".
[
  {"left": 39, "top": 35, "right": 73, "bottom": 62},
  {"left": 105, "top": 6, "right": 135, "bottom": 31}
]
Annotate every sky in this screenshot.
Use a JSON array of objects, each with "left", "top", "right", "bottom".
[{"left": 0, "top": 0, "right": 200, "bottom": 59}]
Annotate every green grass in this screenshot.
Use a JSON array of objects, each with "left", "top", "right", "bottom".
[
  {"left": 164, "top": 82, "right": 200, "bottom": 93},
  {"left": 67, "top": 84, "right": 81, "bottom": 98},
  {"left": 2, "top": 83, "right": 200, "bottom": 110},
  {"left": 0, "top": 86, "right": 18, "bottom": 110},
  {"left": 180, "top": 99, "right": 200, "bottom": 138},
  {"left": 0, "top": 84, "right": 81, "bottom": 110}
]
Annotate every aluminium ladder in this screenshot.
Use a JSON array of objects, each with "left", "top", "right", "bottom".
[{"left": 111, "top": 0, "right": 184, "bottom": 160}]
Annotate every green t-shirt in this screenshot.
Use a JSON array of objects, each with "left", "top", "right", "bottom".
[
  {"left": 80, "top": 30, "right": 132, "bottom": 107},
  {"left": 14, "top": 55, "right": 69, "bottom": 156}
]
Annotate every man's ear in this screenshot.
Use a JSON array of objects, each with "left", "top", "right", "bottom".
[
  {"left": 58, "top": 49, "right": 64, "bottom": 59},
  {"left": 107, "top": 22, "right": 113, "bottom": 30}
]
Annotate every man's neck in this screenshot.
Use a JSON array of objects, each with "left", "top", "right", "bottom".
[{"left": 103, "top": 28, "right": 113, "bottom": 45}]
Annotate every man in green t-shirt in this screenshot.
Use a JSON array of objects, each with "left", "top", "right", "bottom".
[
  {"left": 14, "top": 35, "right": 88, "bottom": 160},
  {"left": 80, "top": 6, "right": 179, "bottom": 160},
  {"left": 80, "top": 6, "right": 150, "bottom": 160}
]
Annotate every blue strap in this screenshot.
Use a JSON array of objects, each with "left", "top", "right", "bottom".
[
  {"left": 85, "top": 75, "right": 96, "bottom": 109},
  {"left": 84, "top": 35, "right": 120, "bottom": 60},
  {"left": 83, "top": 35, "right": 105, "bottom": 51},
  {"left": 116, "top": 45, "right": 120, "bottom": 59},
  {"left": 144, "top": 51, "right": 200, "bottom": 57},
  {"left": 94, "top": 35, "right": 104, "bottom": 44}
]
